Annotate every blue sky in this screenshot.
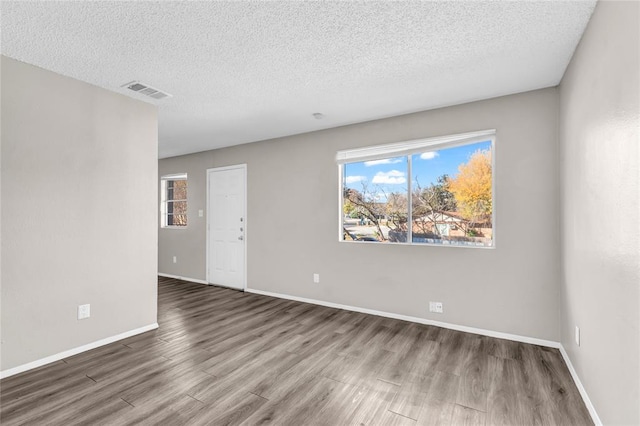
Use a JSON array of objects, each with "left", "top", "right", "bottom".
[{"left": 344, "top": 140, "right": 491, "bottom": 200}]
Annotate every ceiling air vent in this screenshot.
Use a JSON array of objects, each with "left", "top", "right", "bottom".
[{"left": 122, "top": 81, "right": 172, "bottom": 100}]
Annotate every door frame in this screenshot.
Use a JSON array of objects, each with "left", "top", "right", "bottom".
[{"left": 205, "top": 164, "right": 247, "bottom": 291}]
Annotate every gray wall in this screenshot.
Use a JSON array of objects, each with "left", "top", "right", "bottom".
[
  {"left": 559, "top": 1, "right": 639, "bottom": 424},
  {"left": 1, "top": 56, "right": 158, "bottom": 371},
  {"left": 160, "top": 88, "right": 561, "bottom": 342}
]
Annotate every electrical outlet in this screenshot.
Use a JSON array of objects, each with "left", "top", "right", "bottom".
[
  {"left": 78, "top": 304, "right": 91, "bottom": 320},
  {"left": 173, "top": 256, "right": 177, "bottom": 264},
  {"left": 313, "top": 273, "right": 320, "bottom": 283},
  {"left": 575, "top": 326, "right": 580, "bottom": 346},
  {"left": 429, "top": 302, "right": 443, "bottom": 313},
  {"left": 198, "top": 209, "right": 204, "bottom": 217}
]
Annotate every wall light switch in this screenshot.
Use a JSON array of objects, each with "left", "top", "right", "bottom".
[
  {"left": 575, "top": 326, "right": 580, "bottom": 346},
  {"left": 173, "top": 256, "right": 177, "bottom": 263},
  {"left": 313, "top": 273, "right": 320, "bottom": 283},
  {"left": 198, "top": 209, "right": 204, "bottom": 217},
  {"left": 78, "top": 304, "right": 90, "bottom": 320}
]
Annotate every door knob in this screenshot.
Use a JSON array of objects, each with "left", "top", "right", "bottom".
[{"left": 238, "top": 236, "right": 244, "bottom": 241}]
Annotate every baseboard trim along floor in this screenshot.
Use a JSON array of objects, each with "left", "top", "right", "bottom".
[
  {"left": 246, "top": 287, "right": 601, "bottom": 425},
  {"left": 158, "top": 272, "right": 208, "bottom": 285},
  {"left": 559, "top": 346, "right": 603, "bottom": 425},
  {"left": 0, "top": 323, "right": 159, "bottom": 380},
  {"left": 245, "top": 288, "right": 558, "bottom": 348}
]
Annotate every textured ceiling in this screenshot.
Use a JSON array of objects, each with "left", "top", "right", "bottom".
[{"left": 1, "top": 1, "right": 596, "bottom": 158}]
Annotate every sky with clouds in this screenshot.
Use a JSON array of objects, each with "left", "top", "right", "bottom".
[{"left": 344, "top": 140, "right": 491, "bottom": 200}]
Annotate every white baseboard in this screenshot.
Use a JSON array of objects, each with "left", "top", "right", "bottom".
[
  {"left": 158, "top": 273, "right": 208, "bottom": 285},
  {"left": 559, "top": 345, "right": 602, "bottom": 425},
  {"left": 0, "top": 323, "right": 159, "bottom": 380},
  {"left": 245, "top": 288, "right": 560, "bottom": 349}
]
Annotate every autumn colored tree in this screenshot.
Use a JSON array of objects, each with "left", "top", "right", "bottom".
[{"left": 448, "top": 149, "right": 492, "bottom": 225}]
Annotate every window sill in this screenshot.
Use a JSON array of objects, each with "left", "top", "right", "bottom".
[{"left": 339, "top": 239, "right": 494, "bottom": 249}]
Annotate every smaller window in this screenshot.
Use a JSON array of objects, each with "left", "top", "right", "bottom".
[{"left": 161, "top": 174, "right": 187, "bottom": 228}]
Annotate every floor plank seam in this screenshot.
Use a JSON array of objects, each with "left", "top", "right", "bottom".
[
  {"left": 187, "top": 393, "right": 206, "bottom": 404},
  {"left": 454, "top": 402, "right": 485, "bottom": 413},
  {"left": 120, "top": 397, "right": 135, "bottom": 408},
  {"left": 377, "top": 378, "right": 402, "bottom": 387},
  {"left": 248, "top": 391, "right": 269, "bottom": 401},
  {"left": 387, "top": 409, "right": 418, "bottom": 421}
]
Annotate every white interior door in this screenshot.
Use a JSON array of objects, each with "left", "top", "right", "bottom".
[{"left": 207, "top": 165, "right": 246, "bottom": 290}]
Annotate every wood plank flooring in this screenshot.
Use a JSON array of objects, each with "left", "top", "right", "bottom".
[{"left": 0, "top": 277, "right": 593, "bottom": 425}]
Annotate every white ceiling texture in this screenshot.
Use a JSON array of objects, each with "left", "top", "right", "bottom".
[{"left": 1, "top": 1, "right": 596, "bottom": 158}]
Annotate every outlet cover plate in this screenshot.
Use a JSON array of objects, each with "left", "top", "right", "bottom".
[
  {"left": 429, "top": 302, "right": 443, "bottom": 313},
  {"left": 78, "top": 304, "right": 91, "bottom": 320}
]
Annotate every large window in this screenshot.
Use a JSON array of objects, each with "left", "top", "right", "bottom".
[
  {"left": 161, "top": 173, "right": 188, "bottom": 228},
  {"left": 338, "top": 130, "right": 494, "bottom": 247}
]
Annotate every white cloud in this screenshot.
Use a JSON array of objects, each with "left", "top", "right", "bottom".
[
  {"left": 420, "top": 151, "right": 439, "bottom": 160},
  {"left": 364, "top": 158, "right": 402, "bottom": 166},
  {"left": 345, "top": 175, "right": 366, "bottom": 184},
  {"left": 372, "top": 170, "right": 406, "bottom": 185}
]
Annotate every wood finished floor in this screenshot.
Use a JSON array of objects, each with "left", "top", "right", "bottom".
[{"left": 1, "top": 277, "right": 593, "bottom": 425}]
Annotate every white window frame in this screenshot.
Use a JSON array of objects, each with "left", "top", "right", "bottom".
[
  {"left": 160, "top": 173, "right": 188, "bottom": 229},
  {"left": 337, "top": 129, "right": 496, "bottom": 248}
]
